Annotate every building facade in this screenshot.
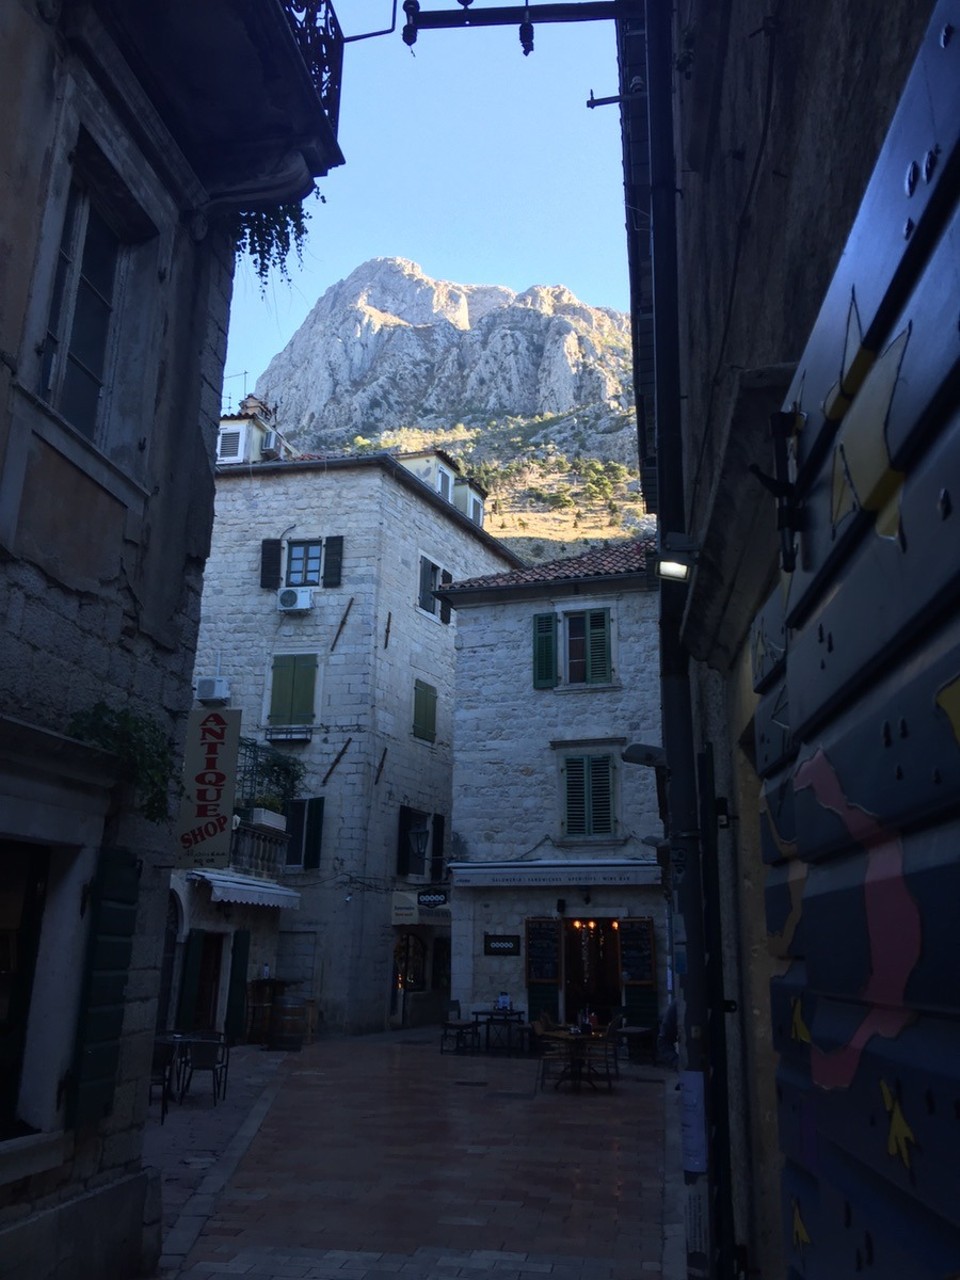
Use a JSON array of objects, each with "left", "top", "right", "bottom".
[
  {"left": 439, "top": 541, "right": 668, "bottom": 1031},
  {"left": 191, "top": 442, "right": 523, "bottom": 1034},
  {"left": 0, "top": 3, "right": 342, "bottom": 1276}
]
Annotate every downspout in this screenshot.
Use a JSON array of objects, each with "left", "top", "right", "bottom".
[{"left": 645, "top": 2, "right": 716, "bottom": 1277}]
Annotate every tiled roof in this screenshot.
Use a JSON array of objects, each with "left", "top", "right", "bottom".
[{"left": 446, "top": 537, "right": 656, "bottom": 593}]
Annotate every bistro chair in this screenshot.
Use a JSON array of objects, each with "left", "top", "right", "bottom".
[
  {"left": 532, "top": 1020, "right": 567, "bottom": 1091},
  {"left": 581, "top": 1019, "right": 618, "bottom": 1091},
  {"left": 180, "top": 1036, "right": 229, "bottom": 1104},
  {"left": 440, "top": 1001, "right": 478, "bottom": 1055},
  {"left": 149, "top": 1039, "right": 177, "bottom": 1124}
]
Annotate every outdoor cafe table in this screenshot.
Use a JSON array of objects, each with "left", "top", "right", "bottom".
[
  {"left": 541, "top": 1029, "right": 604, "bottom": 1092},
  {"left": 472, "top": 1008, "right": 525, "bottom": 1055},
  {"left": 156, "top": 1032, "right": 221, "bottom": 1100}
]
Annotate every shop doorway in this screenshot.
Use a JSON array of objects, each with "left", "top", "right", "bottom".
[{"left": 563, "top": 918, "right": 621, "bottom": 1024}]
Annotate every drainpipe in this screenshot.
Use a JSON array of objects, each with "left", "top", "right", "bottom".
[{"left": 645, "top": 2, "right": 716, "bottom": 1277}]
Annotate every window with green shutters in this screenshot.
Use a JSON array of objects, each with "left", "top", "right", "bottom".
[
  {"left": 285, "top": 796, "right": 325, "bottom": 868},
  {"left": 413, "top": 679, "right": 438, "bottom": 742},
  {"left": 533, "top": 609, "right": 612, "bottom": 687},
  {"left": 562, "top": 754, "right": 615, "bottom": 837},
  {"left": 269, "top": 653, "right": 317, "bottom": 725}
]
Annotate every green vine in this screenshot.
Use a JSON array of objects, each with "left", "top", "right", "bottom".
[
  {"left": 68, "top": 702, "right": 177, "bottom": 824},
  {"left": 230, "top": 194, "right": 321, "bottom": 287}
]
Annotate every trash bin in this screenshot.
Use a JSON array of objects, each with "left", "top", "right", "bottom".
[{"left": 268, "top": 993, "right": 306, "bottom": 1051}]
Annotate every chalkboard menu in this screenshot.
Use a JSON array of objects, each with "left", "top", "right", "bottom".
[
  {"left": 525, "top": 918, "right": 560, "bottom": 984},
  {"left": 619, "top": 918, "right": 656, "bottom": 986}
]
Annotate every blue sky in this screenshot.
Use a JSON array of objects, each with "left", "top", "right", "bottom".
[{"left": 224, "top": 1, "right": 630, "bottom": 404}]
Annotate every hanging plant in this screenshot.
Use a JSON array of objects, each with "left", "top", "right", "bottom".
[
  {"left": 230, "top": 191, "right": 323, "bottom": 288},
  {"left": 68, "top": 702, "right": 178, "bottom": 824}
]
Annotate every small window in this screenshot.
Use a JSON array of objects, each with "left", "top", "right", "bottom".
[
  {"left": 437, "top": 469, "right": 452, "bottom": 501},
  {"left": 413, "top": 679, "right": 437, "bottom": 743},
  {"left": 269, "top": 654, "right": 317, "bottom": 726},
  {"left": 532, "top": 609, "right": 612, "bottom": 687},
  {"left": 562, "top": 754, "right": 616, "bottom": 838},
  {"left": 418, "top": 556, "right": 440, "bottom": 613},
  {"left": 287, "top": 541, "right": 322, "bottom": 587},
  {"left": 285, "top": 797, "right": 324, "bottom": 868},
  {"left": 470, "top": 497, "right": 484, "bottom": 527}
]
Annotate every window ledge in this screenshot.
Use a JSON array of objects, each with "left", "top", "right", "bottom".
[
  {"left": 265, "top": 725, "right": 313, "bottom": 743},
  {"left": 552, "top": 682, "right": 623, "bottom": 694},
  {"left": 0, "top": 1130, "right": 72, "bottom": 1186},
  {"left": 554, "top": 836, "right": 629, "bottom": 849}
]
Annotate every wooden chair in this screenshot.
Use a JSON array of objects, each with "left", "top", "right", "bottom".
[
  {"left": 440, "top": 1001, "right": 478, "bottom": 1054},
  {"left": 180, "top": 1036, "right": 229, "bottom": 1104},
  {"left": 532, "top": 1021, "right": 567, "bottom": 1091},
  {"left": 581, "top": 1019, "right": 619, "bottom": 1091}
]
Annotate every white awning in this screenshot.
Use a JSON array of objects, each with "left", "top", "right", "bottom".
[{"left": 187, "top": 869, "right": 300, "bottom": 909}]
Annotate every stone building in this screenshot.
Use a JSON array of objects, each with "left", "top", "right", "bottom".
[
  {"left": 437, "top": 540, "right": 667, "bottom": 1031},
  {"left": 640, "top": 0, "right": 960, "bottom": 1275},
  {"left": 0, "top": 2, "right": 342, "bottom": 1276},
  {"left": 190, "top": 439, "right": 523, "bottom": 1034}
]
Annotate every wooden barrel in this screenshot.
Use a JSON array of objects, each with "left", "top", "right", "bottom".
[{"left": 268, "top": 994, "right": 306, "bottom": 1051}]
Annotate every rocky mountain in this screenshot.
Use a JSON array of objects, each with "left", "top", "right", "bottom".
[{"left": 253, "top": 258, "right": 652, "bottom": 559}]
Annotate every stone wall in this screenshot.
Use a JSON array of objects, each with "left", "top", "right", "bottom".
[{"left": 198, "top": 460, "right": 518, "bottom": 1030}]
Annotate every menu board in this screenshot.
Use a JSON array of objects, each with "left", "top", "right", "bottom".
[
  {"left": 619, "top": 918, "right": 656, "bottom": 986},
  {"left": 525, "top": 918, "right": 560, "bottom": 984}
]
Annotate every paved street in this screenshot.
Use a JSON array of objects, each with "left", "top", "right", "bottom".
[{"left": 144, "top": 1032, "right": 683, "bottom": 1280}]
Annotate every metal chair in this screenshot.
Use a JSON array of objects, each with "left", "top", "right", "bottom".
[
  {"left": 149, "top": 1039, "right": 177, "bottom": 1124},
  {"left": 180, "top": 1036, "right": 229, "bottom": 1104},
  {"left": 440, "top": 1000, "right": 478, "bottom": 1054}
]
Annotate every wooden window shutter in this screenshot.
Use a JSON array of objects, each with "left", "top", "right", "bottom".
[
  {"left": 430, "top": 813, "right": 445, "bottom": 881},
  {"left": 418, "top": 557, "right": 436, "bottom": 612},
  {"left": 260, "top": 539, "right": 282, "bottom": 589},
  {"left": 270, "top": 654, "right": 317, "bottom": 725},
  {"left": 589, "top": 756, "right": 615, "bottom": 834},
  {"left": 303, "top": 796, "right": 325, "bottom": 869},
  {"left": 533, "top": 613, "right": 558, "bottom": 688},
  {"left": 224, "top": 929, "right": 250, "bottom": 1044},
  {"left": 586, "top": 609, "right": 612, "bottom": 683},
  {"left": 70, "top": 846, "right": 139, "bottom": 1126},
  {"left": 322, "top": 535, "right": 343, "bottom": 587},
  {"left": 439, "top": 570, "right": 453, "bottom": 625},
  {"left": 413, "top": 679, "right": 437, "bottom": 742},
  {"left": 564, "top": 756, "right": 587, "bottom": 836},
  {"left": 396, "top": 804, "right": 413, "bottom": 875}
]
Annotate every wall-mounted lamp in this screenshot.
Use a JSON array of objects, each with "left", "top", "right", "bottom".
[
  {"left": 657, "top": 532, "right": 700, "bottom": 583},
  {"left": 409, "top": 824, "right": 430, "bottom": 868}
]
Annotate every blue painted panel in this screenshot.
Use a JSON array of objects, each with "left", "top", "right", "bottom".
[
  {"left": 755, "top": 678, "right": 794, "bottom": 777},
  {"left": 759, "top": 772, "right": 796, "bottom": 866},
  {"left": 751, "top": 580, "right": 789, "bottom": 693}
]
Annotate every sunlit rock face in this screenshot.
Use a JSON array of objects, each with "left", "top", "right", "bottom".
[{"left": 254, "top": 257, "right": 633, "bottom": 450}]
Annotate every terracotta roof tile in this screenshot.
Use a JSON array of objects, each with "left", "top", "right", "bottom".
[{"left": 446, "top": 537, "right": 657, "bottom": 593}]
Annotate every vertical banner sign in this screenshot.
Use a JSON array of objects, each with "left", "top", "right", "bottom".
[{"left": 175, "top": 709, "right": 242, "bottom": 869}]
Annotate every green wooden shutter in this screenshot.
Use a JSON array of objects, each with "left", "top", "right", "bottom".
[
  {"left": 589, "top": 755, "right": 614, "bottom": 834},
  {"left": 285, "top": 798, "right": 305, "bottom": 865},
  {"left": 430, "top": 813, "right": 445, "bottom": 881},
  {"left": 564, "top": 756, "right": 587, "bottom": 835},
  {"left": 439, "top": 570, "right": 453, "bottom": 625},
  {"left": 70, "top": 846, "right": 139, "bottom": 1127},
  {"left": 418, "top": 557, "right": 436, "bottom": 612},
  {"left": 322, "top": 535, "right": 343, "bottom": 587},
  {"left": 224, "top": 929, "right": 250, "bottom": 1045},
  {"left": 413, "top": 679, "right": 437, "bottom": 742},
  {"left": 303, "top": 796, "right": 324, "bottom": 869},
  {"left": 176, "top": 928, "right": 204, "bottom": 1033},
  {"left": 585, "top": 609, "right": 612, "bottom": 683},
  {"left": 270, "top": 654, "right": 317, "bottom": 724},
  {"left": 533, "top": 613, "right": 558, "bottom": 688},
  {"left": 260, "top": 539, "right": 282, "bottom": 589}
]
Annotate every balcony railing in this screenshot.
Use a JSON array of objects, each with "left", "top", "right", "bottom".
[
  {"left": 230, "top": 821, "right": 290, "bottom": 879},
  {"left": 281, "top": 0, "right": 344, "bottom": 134}
]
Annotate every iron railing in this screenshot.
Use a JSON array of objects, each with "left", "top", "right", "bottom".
[
  {"left": 235, "top": 736, "right": 303, "bottom": 811},
  {"left": 280, "top": 0, "right": 344, "bottom": 133}
]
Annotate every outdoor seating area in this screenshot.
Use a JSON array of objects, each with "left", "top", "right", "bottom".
[{"left": 151, "top": 1032, "right": 230, "bottom": 1121}]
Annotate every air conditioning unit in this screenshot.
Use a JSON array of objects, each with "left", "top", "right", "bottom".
[
  {"left": 196, "top": 676, "right": 230, "bottom": 703},
  {"left": 260, "top": 430, "right": 280, "bottom": 460},
  {"left": 277, "top": 587, "right": 313, "bottom": 612}
]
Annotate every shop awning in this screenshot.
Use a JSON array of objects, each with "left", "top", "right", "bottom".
[{"left": 187, "top": 869, "right": 301, "bottom": 909}]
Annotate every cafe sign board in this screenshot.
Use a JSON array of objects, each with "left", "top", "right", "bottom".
[{"left": 175, "top": 708, "right": 242, "bottom": 869}]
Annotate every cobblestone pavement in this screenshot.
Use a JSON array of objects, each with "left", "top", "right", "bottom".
[{"left": 143, "top": 1032, "right": 683, "bottom": 1280}]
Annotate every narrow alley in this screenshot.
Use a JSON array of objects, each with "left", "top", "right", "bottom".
[{"left": 145, "top": 1033, "right": 682, "bottom": 1280}]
